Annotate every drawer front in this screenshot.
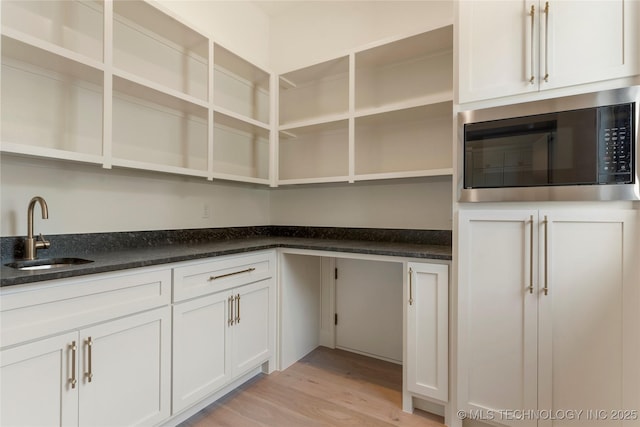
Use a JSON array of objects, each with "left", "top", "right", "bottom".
[
  {"left": 0, "top": 267, "right": 171, "bottom": 348},
  {"left": 173, "top": 251, "right": 275, "bottom": 302}
]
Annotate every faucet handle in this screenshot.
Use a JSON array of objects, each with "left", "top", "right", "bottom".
[{"left": 37, "top": 233, "right": 51, "bottom": 250}]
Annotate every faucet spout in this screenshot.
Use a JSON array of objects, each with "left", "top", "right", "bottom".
[{"left": 25, "top": 196, "right": 50, "bottom": 260}]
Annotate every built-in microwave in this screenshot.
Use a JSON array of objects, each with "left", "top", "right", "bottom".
[{"left": 459, "top": 86, "right": 639, "bottom": 202}]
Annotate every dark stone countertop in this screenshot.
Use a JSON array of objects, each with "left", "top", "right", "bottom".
[{"left": 0, "top": 227, "right": 452, "bottom": 287}]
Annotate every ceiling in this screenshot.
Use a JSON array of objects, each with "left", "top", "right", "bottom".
[{"left": 251, "top": 1, "right": 307, "bottom": 17}]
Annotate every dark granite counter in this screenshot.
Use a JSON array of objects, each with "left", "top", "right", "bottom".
[{"left": 1, "top": 227, "right": 452, "bottom": 287}]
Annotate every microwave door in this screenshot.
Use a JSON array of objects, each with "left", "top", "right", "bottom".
[{"left": 465, "top": 132, "right": 552, "bottom": 188}]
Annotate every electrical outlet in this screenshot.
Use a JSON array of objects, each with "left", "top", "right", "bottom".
[{"left": 202, "top": 204, "right": 210, "bottom": 219}]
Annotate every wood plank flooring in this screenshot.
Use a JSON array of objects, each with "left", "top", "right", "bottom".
[{"left": 180, "top": 347, "right": 446, "bottom": 427}]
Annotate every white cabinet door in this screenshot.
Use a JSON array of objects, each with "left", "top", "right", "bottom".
[
  {"left": 538, "top": 210, "right": 640, "bottom": 427},
  {"left": 172, "top": 291, "right": 231, "bottom": 413},
  {"left": 541, "top": 1, "right": 637, "bottom": 92},
  {"left": 458, "top": 0, "right": 538, "bottom": 103},
  {"left": 406, "top": 262, "right": 449, "bottom": 402},
  {"left": 231, "top": 279, "right": 272, "bottom": 378},
  {"left": 458, "top": 210, "right": 538, "bottom": 427},
  {"left": 0, "top": 332, "right": 79, "bottom": 427},
  {"left": 78, "top": 307, "right": 171, "bottom": 427}
]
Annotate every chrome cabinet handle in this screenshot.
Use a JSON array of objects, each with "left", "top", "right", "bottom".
[
  {"left": 235, "top": 294, "right": 241, "bottom": 324},
  {"left": 529, "top": 215, "right": 534, "bottom": 294},
  {"left": 529, "top": 4, "right": 535, "bottom": 84},
  {"left": 209, "top": 267, "right": 255, "bottom": 281},
  {"left": 85, "top": 337, "right": 93, "bottom": 382},
  {"left": 228, "top": 296, "right": 234, "bottom": 326},
  {"left": 408, "top": 267, "right": 414, "bottom": 306},
  {"left": 69, "top": 341, "right": 77, "bottom": 389},
  {"left": 543, "top": 215, "right": 549, "bottom": 295},
  {"left": 543, "top": 1, "right": 550, "bottom": 82}
]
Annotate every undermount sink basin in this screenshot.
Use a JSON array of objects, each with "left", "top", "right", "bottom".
[{"left": 5, "top": 257, "right": 94, "bottom": 271}]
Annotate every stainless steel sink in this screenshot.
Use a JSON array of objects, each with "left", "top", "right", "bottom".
[{"left": 5, "top": 257, "right": 94, "bottom": 271}]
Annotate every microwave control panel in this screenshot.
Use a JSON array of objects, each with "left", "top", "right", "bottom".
[{"left": 598, "top": 103, "right": 634, "bottom": 184}]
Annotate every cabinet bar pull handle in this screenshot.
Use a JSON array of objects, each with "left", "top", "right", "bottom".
[
  {"left": 529, "top": 215, "right": 534, "bottom": 294},
  {"left": 236, "top": 294, "right": 241, "bottom": 324},
  {"left": 529, "top": 4, "right": 535, "bottom": 84},
  {"left": 209, "top": 267, "right": 255, "bottom": 281},
  {"left": 69, "top": 341, "right": 77, "bottom": 389},
  {"left": 408, "top": 267, "right": 414, "bottom": 305},
  {"left": 85, "top": 337, "right": 93, "bottom": 382},
  {"left": 228, "top": 296, "right": 234, "bottom": 326},
  {"left": 543, "top": 1, "right": 550, "bottom": 82},
  {"left": 543, "top": 215, "right": 549, "bottom": 296}
]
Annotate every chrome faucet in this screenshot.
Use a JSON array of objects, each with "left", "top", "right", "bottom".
[{"left": 25, "top": 196, "right": 50, "bottom": 260}]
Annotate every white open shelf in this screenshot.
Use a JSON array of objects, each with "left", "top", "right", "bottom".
[
  {"left": 214, "top": 44, "right": 270, "bottom": 125},
  {"left": 278, "top": 120, "right": 350, "bottom": 183},
  {"left": 112, "top": 76, "right": 209, "bottom": 174},
  {"left": 354, "top": 102, "right": 453, "bottom": 178},
  {"left": 113, "top": 0, "right": 209, "bottom": 102},
  {"left": 1, "top": 0, "right": 104, "bottom": 62},
  {"left": 1, "top": 34, "right": 104, "bottom": 162},
  {"left": 355, "top": 25, "right": 453, "bottom": 113},
  {"left": 213, "top": 112, "right": 270, "bottom": 182},
  {"left": 279, "top": 56, "right": 350, "bottom": 127}
]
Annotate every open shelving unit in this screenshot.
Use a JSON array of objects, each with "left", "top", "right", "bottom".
[
  {"left": 277, "top": 24, "right": 454, "bottom": 185},
  {"left": 1, "top": 0, "right": 105, "bottom": 165},
  {"left": 2, "top": 1, "right": 454, "bottom": 188},
  {"left": 1, "top": 0, "right": 273, "bottom": 186}
]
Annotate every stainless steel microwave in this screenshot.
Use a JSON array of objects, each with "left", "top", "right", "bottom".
[{"left": 459, "top": 86, "right": 639, "bottom": 202}]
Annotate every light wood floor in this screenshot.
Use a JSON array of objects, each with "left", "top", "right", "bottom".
[{"left": 180, "top": 347, "right": 446, "bottom": 427}]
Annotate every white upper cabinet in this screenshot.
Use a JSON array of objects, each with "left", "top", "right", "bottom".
[
  {"left": 458, "top": 0, "right": 640, "bottom": 104},
  {"left": 277, "top": 25, "right": 454, "bottom": 185}
]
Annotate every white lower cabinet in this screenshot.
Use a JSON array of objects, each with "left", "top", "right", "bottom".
[
  {"left": 78, "top": 308, "right": 171, "bottom": 426},
  {"left": 172, "top": 291, "right": 230, "bottom": 412},
  {"left": 1, "top": 332, "right": 79, "bottom": 426},
  {"left": 406, "top": 262, "right": 449, "bottom": 403},
  {"left": 458, "top": 209, "right": 639, "bottom": 427},
  {"left": 0, "top": 268, "right": 172, "bottom": 427},
  {"left": 1, "top": 307, "right": 171, "bottom": 427},
  {"left": 172, "top": 252, "right": 276, "bottom": 415},
  {"left": 172, "top": 279, "right": 273, "bottom": 413},
  {"left": 230, "top": 280, "right": 272, "bottom": 377}
]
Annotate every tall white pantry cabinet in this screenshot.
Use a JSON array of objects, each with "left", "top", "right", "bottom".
[{"left": 457, "top": 209, "right": 640, "bottom": 427}]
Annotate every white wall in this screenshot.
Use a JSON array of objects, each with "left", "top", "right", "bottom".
[
  {"left": 0, "top": 156, "right": 270, "bottom": 236},
  {"left": 157, "top": 0, "right": 271, "bottom": 69},
  {"left": 270, "top": 177, "right": 453, "bottom": 230},
  {"left": 269, "top": 1, "right": 453, "bottom": 73}
]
